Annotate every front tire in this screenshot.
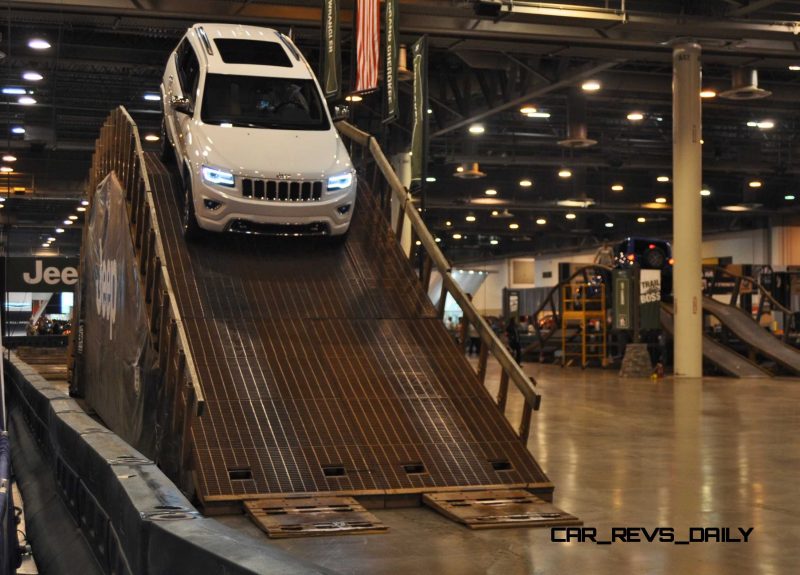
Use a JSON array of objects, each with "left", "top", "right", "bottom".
[{"left": 182, "top": 174, "right": 202, "bottom": 241}]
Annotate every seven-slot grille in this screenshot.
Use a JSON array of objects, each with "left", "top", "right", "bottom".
[{"left": 241, "top": 178, "right": 323, "bottom": 202}]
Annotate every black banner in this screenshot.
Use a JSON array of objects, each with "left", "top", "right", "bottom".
[
  {"left": 81, "top": 173, "right": 161, "bottom": 457},
  {"left": 410, "top": 36, "right": 428, "bottom": 182},
  {"left": 384, "top": 0, "right": 398, "bottom": 123},
  {"left": 3, "top": 257, "right": 79, "bottom": 292},
  {"left": 321, "top": 0, "right": 341, "bottom": 99}
]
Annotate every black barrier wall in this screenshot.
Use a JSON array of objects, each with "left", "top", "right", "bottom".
[{"left": 5, "top": 353, "right": 335, "bottom": 575}]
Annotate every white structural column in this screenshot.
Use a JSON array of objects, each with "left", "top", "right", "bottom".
[{"left": 672, "top": 43, "right": 704, "bottom": 377}]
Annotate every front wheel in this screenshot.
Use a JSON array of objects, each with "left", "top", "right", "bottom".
[{"left": 182, "top": 175, "right": 202, "bottom": 241}]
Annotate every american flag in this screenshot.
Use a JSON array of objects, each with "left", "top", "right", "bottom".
[{"left": 355, "top": 0, "right": 379, "bottom": 93}]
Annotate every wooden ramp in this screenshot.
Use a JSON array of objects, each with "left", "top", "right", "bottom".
[
  {"left": 245, "top": 495, "right": 387, "bottom": 538},
  {"left": 423, "top": 489, "right": 581, "bottom": 529},
  {"left": 136, "top": 153, "right": 562, "bottom": 536}
]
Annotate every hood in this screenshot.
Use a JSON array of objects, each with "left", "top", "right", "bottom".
[{"left": 191, "top": 122, "right": 352, "bottom": 179}]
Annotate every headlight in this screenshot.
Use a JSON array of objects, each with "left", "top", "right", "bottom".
[
  {"left": 327, "top": 171, "right": 353, "bottom": 191},
  {"left": 201, "top": 165, "right": 235, "bottom": 187}
]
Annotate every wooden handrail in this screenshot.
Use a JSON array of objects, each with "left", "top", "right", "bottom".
[{"left": 337, "top": 120, "right": 542, "bottom": 435}]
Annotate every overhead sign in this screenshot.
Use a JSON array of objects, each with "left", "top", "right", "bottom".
[
  {"left": 3, "top": 257, "right": 79, "bottom": 292},
  {"left": 321, "top": 0, "right": 341, "bottom": 99},
  {"left": 384, "top": 0, "right": 398, "bottom": 123}
]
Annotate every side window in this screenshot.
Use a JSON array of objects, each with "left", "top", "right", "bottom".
[{"left": 176, "top": 39, "right": 200, "bottom": 101}]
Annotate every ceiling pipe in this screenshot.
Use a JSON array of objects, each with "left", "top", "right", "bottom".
[{"left": 558, "top": 87, "right": 597, "bottom": 148}]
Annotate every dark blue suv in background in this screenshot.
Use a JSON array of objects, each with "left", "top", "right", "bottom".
[{"left": 614, "top": 237, "right": 673, "bottom": 297}]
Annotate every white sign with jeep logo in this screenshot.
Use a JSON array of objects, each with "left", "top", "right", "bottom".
[{"left": 3, "top": 257, "right": 80, "bottom": 292}]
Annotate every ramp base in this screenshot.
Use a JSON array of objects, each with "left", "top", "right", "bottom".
[
  {"left": 244, "top": 495, "right": 388, "bottom": 538},
  {"left": 423, "top": 489, "right": 581, "bottom": 529}
]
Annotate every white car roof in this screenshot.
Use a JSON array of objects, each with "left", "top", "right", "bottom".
[{"left": 190, "top": 23, "right": 312, "bottom": 80}]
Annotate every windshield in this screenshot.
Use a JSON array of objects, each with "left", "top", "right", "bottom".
[{"left": 201, "top": 73, "right": 330, "bottom": 131}]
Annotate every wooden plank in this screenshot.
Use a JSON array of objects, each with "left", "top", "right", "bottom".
[
  {"left": 423, "top": 489, "right": 581, "bottom": 529},
  {"left": 245, "top": 496, "right": 388, "bottom": 539}
]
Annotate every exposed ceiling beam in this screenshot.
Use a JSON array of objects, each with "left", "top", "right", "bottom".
[
  {"left": 432, "top": 59, "right": 624, "bottom": 138},
  {"left": 729, "top": 0, "right": 781, "bottom": 18}
]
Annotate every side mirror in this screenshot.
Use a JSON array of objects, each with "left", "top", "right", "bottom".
[
  {"left": 170, "top": 96, "right": 193, "bottom": 115},
  {"left": 332, "top": 104, "right": 349, "bottom": 122}
]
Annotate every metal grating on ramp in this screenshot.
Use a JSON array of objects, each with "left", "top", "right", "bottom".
[
  {"left": 245, "top": 496, "right": 388, "bottom": 538},
  {"left": 423, "top": 490, "right": 582, "bottom": 529},
  {"left": 144, "top": 154, "right": 551, "bottom": 507}
]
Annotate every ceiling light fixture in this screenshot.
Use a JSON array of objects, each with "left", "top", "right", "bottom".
[
  {"left": 627, "top": 112, "right": 644, "bottom": 121},
  {"left": 700, "top": 89, "right": 717, "bottom": 98},
  {"left": 605, "top": 222, "right": 614, "bottom": 228},
  {"left": 2, "top": 87, "right": 26, "bottom": 95},
  {"left": 465, "top": 214, "right": 477, "bottom": 222},
  {"left": 484, "top": 188, "right": 497, "bottom": 196},
  {"left": 581, "top": 80, "right": 601, "bottom": 92},
  {"left": 558, "top": 168, "right": 572, "bottom": 178},
  {"left": 565, "top": 213, "right": 577, "bottom": 220},
  {"left": 48, "top": 237, "right": 56, "bottom": 242},
  {"left": 611, "top": 184, "right": 624, "bottom": 192},
  {"left": 785, "top": 194, "right": 796, "bottom": 200},
  {"left": 28, "top": 38, "right": 51, "bottom": 50},
  {"left": 144, "top": 93, "right": 161, "bottom": 101},
  {"left": 144, "top": 134, "right": 160, "bottom": 142},
  {"left": 452, "top": 233, "right": 463, "bottom": 239},
  {"left": 77, "top": 206, "right": 86, "bottom": 212},
  {"left": 0, "top": 166, "right": 12, "bottom": 173},
  {"left": 22, "top": 71, "right": 43, "bottom": 81},
  {"left": 655, "top": 197, "right": 668, "bottom": 204},
  {"left": 427, "top": 108, "right": 433, "bottom": 114},
  {"left": 519, "top": 105, "right": 537, "bottom": 114},
  {"left": 445, "top": 220, "right": 452, "bottom": 227},
  {"left": 425, "top": 176, "right": 436, "bottom": 182},
  {"left": 720, "top": 204, "right": 760, "bottom": 212},
  {"left": 509, "top": 222, "right": 519, "bottom": 230},
  {"left": 455, "top": 166, "right": 464, "bottom": 173},
  {"left": 68, "top": 215, "right": 78, "bottom": 220},
  {"left": 536, "top": 218, "right": 546, "bottom": 225},
  {"left": 748, "top": 180, "right": 762, "bottom": 188},
  {"left": 701, "top": 188, "right": 711, "bottom": 196},
  {"left": 526, "top": 112, "right": 551, "bottom": 118},
  {"left": 557, "top": 198, "right": 595, "bottom": 208},
  {"left": 18, "top": 96, "right": 36, "bottom": 105},
  {"left": 63, "top": 219, "right": 73, "bottom": 225},
  {"left": 468, "top": 124, "right": 485, "bottom": 135},
  {"left": 657, "top": 176, "right": 670, "bottom": 183},
  {"left": 11, "top": 127, "right": 25, "bottom": 134},
  {"left": 637, "top": 217, "right": 646, "bottom": 223},
  {"left": 344, "top": 94, "right": 363, "bottom": 102},
  {"left": 490, "top": 238, "right": 499, "bottom": 245},
  {"left": 789, "top": 65, "right": 800, "bottom": 71},
  {"left": 2, "top": 155, "right": 16, "bottom": 162},
  {"left": 81, "top": 199, "right": 89, "bottom": 206},
  {"left": 55, "top": 228, "right": 64, "bottom": 233},
  {"left": 519, "top": 179, "right": 532, "bottom": 187}
]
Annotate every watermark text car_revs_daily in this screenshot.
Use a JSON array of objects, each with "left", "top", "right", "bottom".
[{"left": 551, "top": 526, "right": 754, "bottom": 545}]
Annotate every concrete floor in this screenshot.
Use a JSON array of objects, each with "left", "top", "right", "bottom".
[{"left": 219, "top": 360, "right": 800, "bottom": 575}]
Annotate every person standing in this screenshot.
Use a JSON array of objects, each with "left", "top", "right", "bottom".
[{"left": 506, "top": 317, "right": 522, "bottom": 364}]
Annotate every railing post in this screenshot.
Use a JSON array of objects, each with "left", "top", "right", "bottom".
[
  {"left": 519, "top": 402, "right": 533, "bottom": 445},
  {"left": 497, "top": 370, "right": 509, "bottom": 413},
  {"left": 477, "top": 342, "right": 489, "bottom": 384}
]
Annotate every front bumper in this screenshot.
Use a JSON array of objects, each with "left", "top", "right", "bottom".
[{"left": 192, "top": 176, "right": 356, "bottom": 236}]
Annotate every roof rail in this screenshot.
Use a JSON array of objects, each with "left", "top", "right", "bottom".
[
  {"left": 197, "top": 26, "right": 214, "bottom": 56},
  {"left": 276, "top": 31, "right": 300, "bottom": 62}
]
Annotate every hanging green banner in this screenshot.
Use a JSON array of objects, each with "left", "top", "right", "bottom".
[
  {"left": 321, "top": 0, "right": 341, "bottom": 99},
  {"left": 383, "top": 0, "right": 398, "bottom": 123},
  {"left": 410, "top": 36, "right": 427, "bottom": 182}
]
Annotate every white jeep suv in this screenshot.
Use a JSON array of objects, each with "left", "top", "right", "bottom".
[{"left": 160, "top": 23, "right": 356, "bottom": 238}]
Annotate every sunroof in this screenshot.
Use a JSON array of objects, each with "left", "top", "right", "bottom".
[{"left": 213, "top": 39, "right": 292, "bottom": 67}]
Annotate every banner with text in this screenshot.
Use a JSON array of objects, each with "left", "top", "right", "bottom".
[
  {"left": 640, "top": 269, "right": 662, "bottom": 330},
  {"left": 321, "top": 0, "right": 341, "bottom": 99},
  {"left": 355, "top": 0, "right": 379, "bottom": 94},
  {"left": 384, "top": 0, "right": 398, "bottom": 122},
  {"left": 3, "top": 257, "right": 79, "bottom": 293},
  {"left": 410, "top": 36, "right": 428, "bottom": 183}
]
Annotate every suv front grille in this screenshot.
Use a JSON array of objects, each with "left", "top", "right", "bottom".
[{"left": 241, "top": 178, "right": 323, "bottom": 202}]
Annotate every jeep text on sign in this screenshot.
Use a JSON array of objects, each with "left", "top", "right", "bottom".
[{"left": 2, "top": 257, "right": 80, "bottom": 293}]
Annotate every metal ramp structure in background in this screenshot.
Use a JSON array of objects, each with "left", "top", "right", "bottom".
[
  {"left": 660, "top": 303, "right": 770, "bottom": 378},
  {"left": 702, "top": 296, "right": 800, "bottom": 376},
  {"left": 74, "top": 108, "right": 574, "bottom": 535}
]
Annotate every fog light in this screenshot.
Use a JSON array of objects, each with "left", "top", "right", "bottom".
[
  {"left": 204, "top": 199, "right": 222, "bottom": 210},
  {"left": 337, "top": 204, "right": 351, "bottom": 215}
]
